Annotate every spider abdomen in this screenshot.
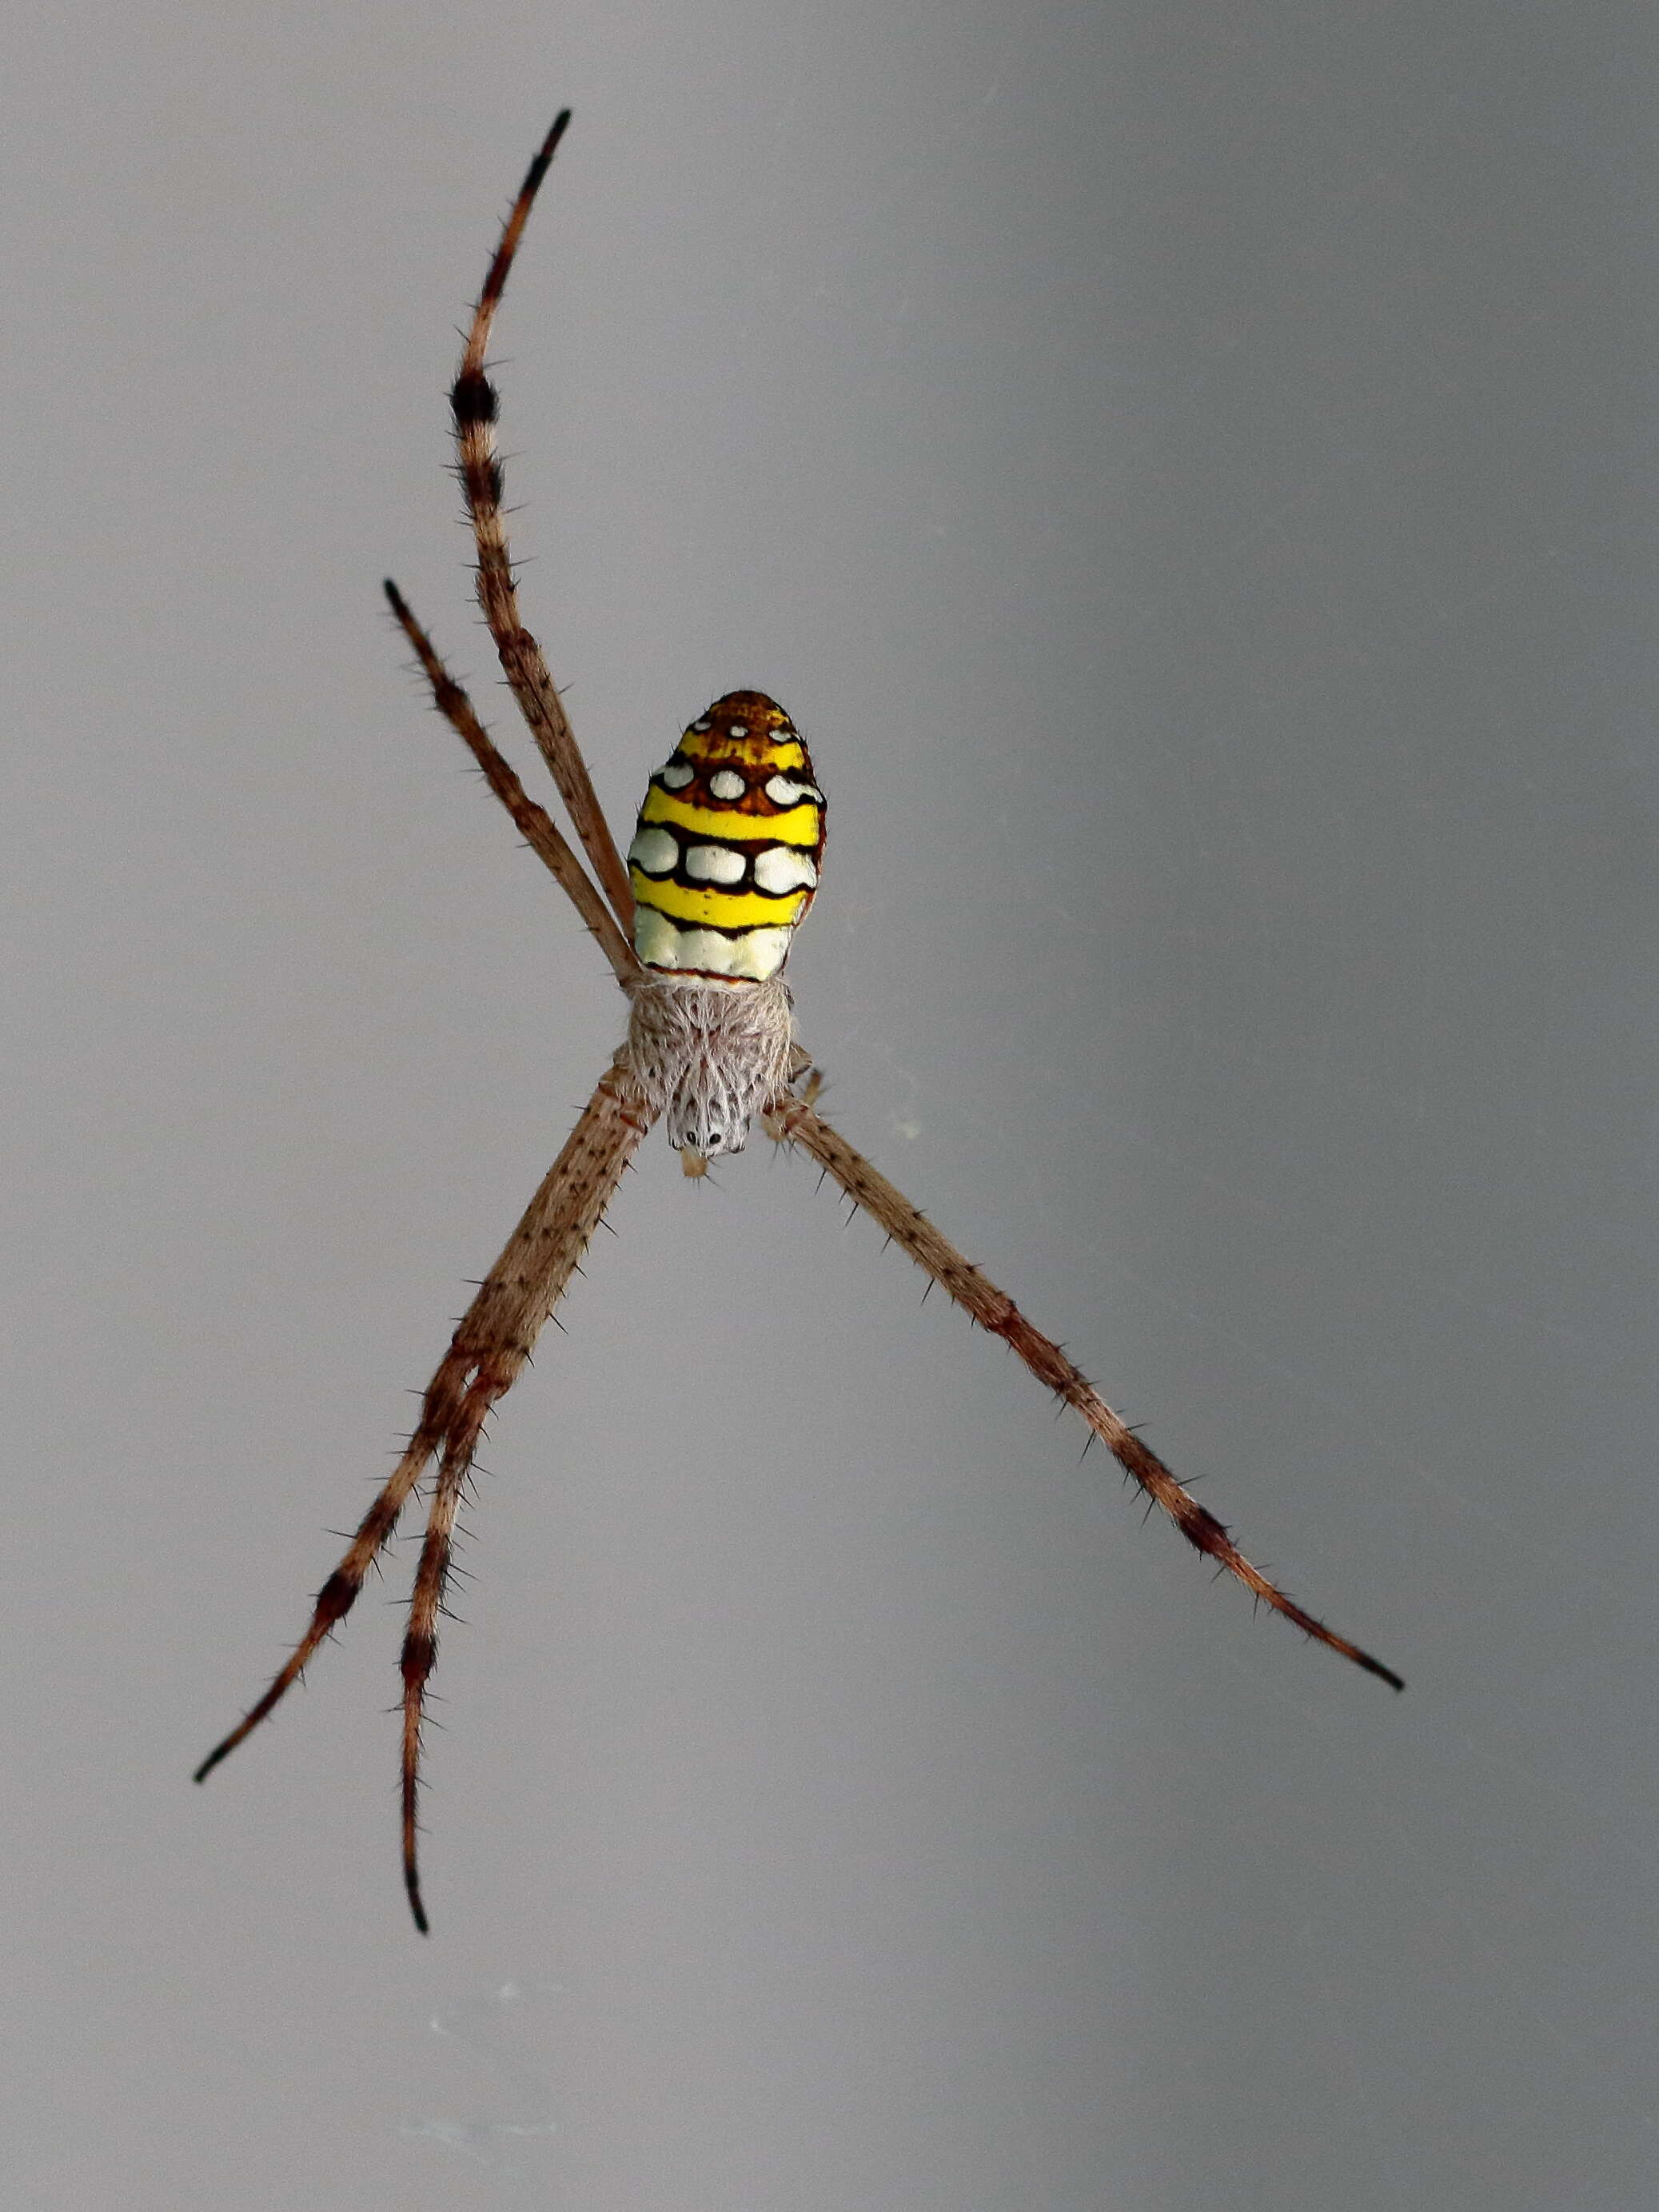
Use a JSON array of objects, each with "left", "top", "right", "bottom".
[{"left": 626, "top": 691, "right": 825, "bottom": 985}]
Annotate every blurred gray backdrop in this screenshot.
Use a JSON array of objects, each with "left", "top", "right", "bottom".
[{"left": 5, "top": 2, "right": 1657, "bottom": 2206}]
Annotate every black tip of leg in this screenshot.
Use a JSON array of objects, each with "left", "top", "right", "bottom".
[
  {"left": 193, "top": 1732, "right": 234, "bottom": 1784},
  {"left": 1361, "top": 1649, "right": 1406, "bottom": 1693},
  {"left": 405, "top": 1868, "right": 430, "bottom": 1935},
  {"left": 524, "top": 109, "right": 573, "bottom": 195}
]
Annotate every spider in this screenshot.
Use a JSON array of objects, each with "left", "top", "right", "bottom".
[{"left": 196, "top": 112, "right": 1402, "bottom": 1933}]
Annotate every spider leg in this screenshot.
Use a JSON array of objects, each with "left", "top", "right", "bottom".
[
  {"left": 765, "top": 1089, "right": 1403, "bottom": 1692},
  {"left": 190, "top": 1415, "right": 446, "bottom": 1782},
  {"left": 383, "top": 577, "right": 640, "bottom": 991},
  {"left": 397, "top": 1381, "right": 497, "bottom": 1935},
  {"left": 196, "top": 1056, "right": 655, "bottom": 1931},
  {"left": 450, "top": 112, "right": 636, "bottom": 934}
]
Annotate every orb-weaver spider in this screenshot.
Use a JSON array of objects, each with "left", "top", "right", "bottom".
[{"left": 196, "top": 111, "right": 1401, "bottom": 1934}]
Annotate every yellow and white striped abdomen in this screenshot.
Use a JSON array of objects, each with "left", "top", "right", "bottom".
[{"left": 628, "top": 692, "right": 825, "bottom": 983}]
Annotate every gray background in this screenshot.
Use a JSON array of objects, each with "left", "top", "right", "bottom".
[{"left": 6, "top": 2, "right": 1656, "bottom": 2206}]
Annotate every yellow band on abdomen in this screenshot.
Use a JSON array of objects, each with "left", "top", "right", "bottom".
[
  {"left": 630, "top": 868, "right": 809, "bottom": 933},
  {"left": 638, "top": 784, "right": 822, "bottom": 848}
]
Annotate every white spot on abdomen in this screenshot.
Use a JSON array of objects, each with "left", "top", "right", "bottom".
[
  {"left": 753, "top": 847, "right": 818, "bottom": 895},
  {"left": 708, "top": 769, "right": 746, "bottom": 801},
  {"left": 764, "top": 773, "right": 822, "bottom": 808},
  {"left": 628, "top": 825, "right": 679, "bottom": 876},
  {"left": 684, "top": 843, "right": 747, "bottom": 884},
  {"left": 658, "top": 761, "right": 694, "bottom": 790}
]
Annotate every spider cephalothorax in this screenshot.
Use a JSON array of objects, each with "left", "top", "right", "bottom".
[
  {"left": 196, "top": 112, "right": 1398, "bottom": 1935},
  {"left": 624, "top": 690, "right": 824, "bottom": 1162}
]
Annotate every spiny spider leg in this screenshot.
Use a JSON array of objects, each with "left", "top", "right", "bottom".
[
  {"left": 765, "top": 1088, "right": 1403, "bottom": 1692},
  {"left": 197, "top": 1056, "right": 655, "bottom": 1930},
  {"left": 383, "top": 577, "right": 640, "bottom": 989},
  {"left": 450, "top": 110, "right": 636, "bottom": 932},
  {"left": 394, "top": 1056, "right": 652, "bottom": 1927}
]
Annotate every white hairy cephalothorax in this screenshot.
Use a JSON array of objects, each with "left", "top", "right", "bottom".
[{"left": 625, "top": 972, "right": 796, "bottom": 1160}]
